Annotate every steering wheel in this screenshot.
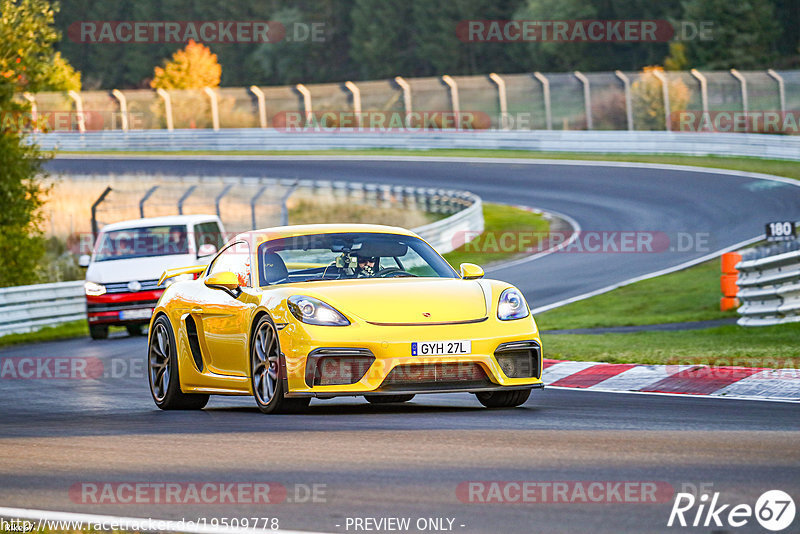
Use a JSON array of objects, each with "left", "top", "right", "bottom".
[{"left": 375, "top": 267, "right": 417, "bottom": 278}]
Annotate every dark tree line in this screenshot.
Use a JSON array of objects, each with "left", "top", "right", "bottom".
[{"left": 53, "top": 0, "right": 799, "bottom": 89}]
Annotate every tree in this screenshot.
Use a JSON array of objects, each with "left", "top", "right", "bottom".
[
  {"left": 151, "top": 39, "right": 222, "bottom": 90},
  {"left": 680, "top": 0, "right": 779, "bottom": 69},
  {"left": 0, "top": 0, "right": 81, "bottom": 286},
  {"left": 632, "top": 66, "right": 690, "bottom": 130}
]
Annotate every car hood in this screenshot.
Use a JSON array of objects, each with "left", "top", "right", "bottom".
[
  {"left": 285, "top": 278, "right": 490, "bottom": 325},
  {"left": 85, "top": 254, "right": 202, "bottom": 284}
]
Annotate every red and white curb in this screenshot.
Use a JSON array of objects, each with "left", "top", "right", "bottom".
[{"left": 542, "top": 359, "right": 800, "bottom": 402}]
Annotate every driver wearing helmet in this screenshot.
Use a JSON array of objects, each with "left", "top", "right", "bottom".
[{"left": 355, "top": 255, "right": 379, "bottom": 278}]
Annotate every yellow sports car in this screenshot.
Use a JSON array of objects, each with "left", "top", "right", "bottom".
[{"left": 147, "top": 224, "right": 543, "bottom": 413}]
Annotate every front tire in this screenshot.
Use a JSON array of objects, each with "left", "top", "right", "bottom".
[
  {"left": 251, "top": 315, "right": 310, "bottom": 414},
  {"left": 475, "top": 389, "right": 531, "bottom": 408},
  {"left": 364, "top": 394, "right": 415, "bottom": 404},
  {"left": 148, "top": 315, "right": 209, "bottom": 410}
]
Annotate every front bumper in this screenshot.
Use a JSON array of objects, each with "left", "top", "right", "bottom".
[
  {"left": 280, "top": 318, "right": 544, "bottom": 397},
  {"left": 86, "top": 289, "right": 163, "bottom": 325}
]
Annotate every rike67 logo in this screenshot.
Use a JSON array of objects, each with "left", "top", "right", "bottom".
[{"left": 668, "top": 489, "right": 795, "bottom": 531}]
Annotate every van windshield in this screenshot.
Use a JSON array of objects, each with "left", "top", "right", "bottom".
[{"left": 94, "top": 225, "right": 189, "bottom": 262}]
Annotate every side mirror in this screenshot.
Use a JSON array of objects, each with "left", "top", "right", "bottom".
[
  {"left": 204, "top": 271, "right": 241, "bottom": 297},
  {"left": 197, "top": 243, "right": 217, "bottom": 258},
  {"left": 78, "top": 254, "right": 91, "bottom": 268},
  {"left": 459, "top": 262, "right": 484, "bottom": 280}
]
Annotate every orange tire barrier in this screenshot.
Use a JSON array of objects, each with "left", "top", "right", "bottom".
[
  {"left": 721, "top": 252, "right": 742, "bottom": 274},
  {"left": 720, "top": 252, "right": 742, "bottom": 310},
  {"left": 720, "top": 273, "right": 739, "bottom": 297},
  {"left": 720, "top": 297, "right": 739, "bottom": 311}
]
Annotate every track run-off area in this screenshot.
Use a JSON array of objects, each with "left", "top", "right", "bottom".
[{"left": 0, "top": 155, "right": 798, "bottom": 534}]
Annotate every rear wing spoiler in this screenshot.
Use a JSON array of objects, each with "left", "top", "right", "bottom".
[{"left": 158, "top": 264, "right": 207, "bottom": 286}]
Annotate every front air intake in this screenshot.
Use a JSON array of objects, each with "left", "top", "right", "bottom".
[
  {"left": 380, "top": 362, "right": 490, "bottom": 391},
  {"left": 494, "top": 341, "right": 541, "bottom": 379},
  {"left": 305, "top": 348, "right": 375, "bottom": 386}
]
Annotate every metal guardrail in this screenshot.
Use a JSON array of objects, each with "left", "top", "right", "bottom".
[
  {"left": 32, "top": 129, "right": 800, "bottom": 161},
  {"left": 0, "top": 281, "right": 85, "bottom": 336},
  {"left": 736, "top": 249, "right": 800, "bottom": 326},
  {"left": 0, "top": 179, "right": 483, "bottom": 337}
]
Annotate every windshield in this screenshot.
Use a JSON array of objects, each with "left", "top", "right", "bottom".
[
  {"left": 257, "top": 232, "right": 457, "bottom": 285},
  {"left": 94, "top": 225, "right": 189, "bottom": 262}
]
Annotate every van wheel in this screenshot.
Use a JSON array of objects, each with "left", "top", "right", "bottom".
[{"left": 89, "top": 325, "right": 108, "bottom": 340}]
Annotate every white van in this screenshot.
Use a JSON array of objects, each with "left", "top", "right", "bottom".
[{"left": 80, "top": 215, "right": 226, "bottom": 339}]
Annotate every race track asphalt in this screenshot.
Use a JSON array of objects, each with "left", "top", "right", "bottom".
[{"left": 0, "top": 156, "right": 796, "bottom": 533}]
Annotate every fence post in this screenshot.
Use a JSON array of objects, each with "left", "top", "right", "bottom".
[
  {"left": 652, "top": 69, "right": 671, "bottom": 131},
  {"left": 394, "top": 76, "right": 412, "bottom": 128},
  {"left": 573, "top": 71, "right": 592, "bottom": 130},
  {"left": 766, "top": 69, "right": 785, "bottom": 114},
  {"left": 614, "top": 70, "right": 634, "bottom": 131},
  {"left": 22, "top": 92, "right": 37, "bottom": 132},
  {"left": 533, "top": 72, "right": 552, "bottom": 130},
  {"left": 139, "top": 185, "right": 159, "bottom": 218},
  {"left": 344, "top": 81, "right": 362, "bottom": 128},
  {"left": 249, "top": 85, "right": 268, "bottom": 128},
  {"left": 204, "top": 87, "right": 220, "bottom": 131},
  {"left": 295, "top": 84, "right": 312, "bottom": 121},
  {"left": 280, "top": 180, "right": 299, "bottom": 226},
  {"left": 489, "top": 73, "right": 508, "bottom": 130},
  {"left": 215, "top": 184, "right": 233, "bottom": 218},
  {"left": 111, "top": 89, "right": 128, "bottom": 131},
  {"left": 91, "top": 186, "right": 112, "bottom": 241},
  {"left": 156, "top": 89, "right": 174, "bottom": 131},
  {"left": 250, "top": 184, "right": 268, "bottom": 229},
  {"left": 67, "top": 90, "right": 86, "bottom": 133},
  {"left": 690, "top": 69, "right": 708, "bottom": 115},
  {"left": 730, "top": 69, "right": 748, "bottom": 115},
  {"left": 177, "top": 185, "right": 197, "bottom": 215},
  {"left": 441, "top": 75, "right": 460, "bottom": 128}
]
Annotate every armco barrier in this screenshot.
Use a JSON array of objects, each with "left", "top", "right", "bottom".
[
  {"left": 31, "top": 129, "right": 800, "bottom": 161},
  {"left": 736, "top": 249, "right": 800, "bottom": 326},
  {"left": 0, "top": 281, "right": 85, "bottom": 336},
  {"left": 0, "top": 179, "right": 483, "bottom": 337}
]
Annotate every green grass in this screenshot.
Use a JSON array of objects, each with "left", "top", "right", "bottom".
[
  {"left": 62, "top": 149, "right": 800, "bottom": 181},
  {"left": 537, "top": 259, "right": 735, "bottom": 331},
  {"left": 0, "top": 320, "right": 88, "bottom": 348},
  {"left": 543, "top": 323, "right": 800, "bottom": 367},
  {"left": 443, "top": 203, "right": 549, "bottom": 269}
]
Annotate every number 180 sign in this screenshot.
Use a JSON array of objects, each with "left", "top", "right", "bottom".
[{"left": 766, "top": 221, "right": 797, "bottom": 242}]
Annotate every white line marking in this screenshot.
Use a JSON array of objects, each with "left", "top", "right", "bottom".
[
  {"left": 547, "top": 385, "right": 800, "bottom": 403},
  {"left": 0, "top": 507, "right": 329, "bottom": 534}
]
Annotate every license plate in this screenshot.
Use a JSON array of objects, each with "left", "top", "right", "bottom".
[
  {"left": 411, "top": 340, "right": 471, "bottom": 356},
  {"left": 119, "top": 308, "right": 153, "bottom": 320}
]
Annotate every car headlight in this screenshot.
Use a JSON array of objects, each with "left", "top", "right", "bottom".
[
  {"left": 287, "top": 295, "right": 350, "bottom": 326},
  {"left": 84, "top": 281, "right": 106, "bottom": 296},
  {"left": 163, "top": 273, "right": 194, "bottom": 287},
  {"left": 497, "top": 287, "right": 529, "bottom": 321}
]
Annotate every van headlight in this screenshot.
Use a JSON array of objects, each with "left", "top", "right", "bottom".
[
  {"left": 163, "top": 273, "right": 194, "bottom": 287},
  {"left": 84, "top": 281, "right": 106, "bottom": 296},
  {"left": 497, "top": 287, "right": 529, "bottom": 321},
  {"left": 288, "top": 296, "right": 350, "bottom": 326}
]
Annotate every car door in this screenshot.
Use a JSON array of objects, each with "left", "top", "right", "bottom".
[{"left": 193, "top": 240, "right": 255, "bottom": 376}]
